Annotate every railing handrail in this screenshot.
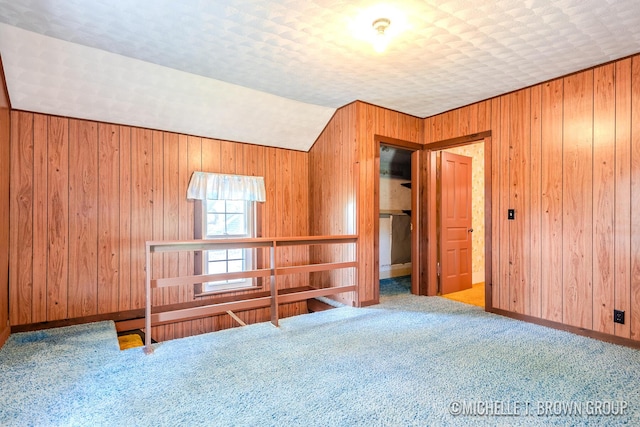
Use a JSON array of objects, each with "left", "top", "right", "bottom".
[
  {"left": 144, "top": 234, "right": 358, "bottom": 354},
  {"left": 146, "top": 235, "right": 358, "bottom": 253}
]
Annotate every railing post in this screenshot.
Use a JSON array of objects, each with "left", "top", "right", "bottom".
[
  {"left": 270, "top": 241, "right": 279, "bottom": 326},
  {"left": 144, "top": 242, "right": 153, "bottom": 354}
]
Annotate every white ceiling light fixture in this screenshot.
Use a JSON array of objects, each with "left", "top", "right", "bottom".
[
  {"left": 349, "top": 4, "right": 409, "bottom": 54},
  {"left": 372, "top": 17, "right": 391, "bottom": 53}
]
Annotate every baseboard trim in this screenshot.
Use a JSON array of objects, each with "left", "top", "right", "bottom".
[
  {"left": 359, "top": 299, "right": 379, "bottom": 307},
  {"left": 0, "top": 324, "right": 10, "bottom": 349},
  {"left": 487, "top": 307, "right": 640, "bottom": 350},
  {"left": 11, "top": 292, "right": 316, "bottom": 333},
  {"left": 11, "top": 309, "right": 143, "bottom": 333}
]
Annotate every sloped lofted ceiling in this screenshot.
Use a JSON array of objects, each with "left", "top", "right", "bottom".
[{"left": 1, "top": 0, "right": 640, "bottom": 151}]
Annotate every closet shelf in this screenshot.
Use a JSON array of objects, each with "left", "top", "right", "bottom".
[{"left": 380, "top": 210, "right": 406, "bottom": 216}]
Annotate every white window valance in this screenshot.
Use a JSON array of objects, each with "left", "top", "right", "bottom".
[{"left": 186, "top": 171, "right": 266, "bottom": 202}]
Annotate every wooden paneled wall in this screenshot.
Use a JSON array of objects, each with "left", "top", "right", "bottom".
[
  {"left": 9, "top": 112, "right": 309, "bottom": 341},
  {"left": 10, "top": 53, "right": 640, "bottom": 346},
  {"left": 308, "top": 102, "right": 422, "bottom": 305},
  {"left": 308, "top": 104, "right": 358, "bottom": 305},
  {"left": 0, "top": 56, "right": 10, "bottom": 348},
  {"left": 425, "top": 54, "right": 640, "bottom": 342},
  {"left": 424, "top": 101, "right": 492, "bottom": 143}
]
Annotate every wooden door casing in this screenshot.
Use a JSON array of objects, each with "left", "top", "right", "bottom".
[{"left": 440, "top": 151, "right": 473, "bottom": 295}]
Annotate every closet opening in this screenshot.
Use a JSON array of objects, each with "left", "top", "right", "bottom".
[{"left": 374, "top": 136, "right": 422, "bottom": 300}]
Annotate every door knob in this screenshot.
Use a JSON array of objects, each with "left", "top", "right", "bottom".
[{"left": 468, "top": 228, "right": 474, "bottom": 233}]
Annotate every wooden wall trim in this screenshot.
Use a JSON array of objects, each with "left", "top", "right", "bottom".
[
  {"left": 483, "top": 137, "right": 493, "bottom": 311},
  {"left": 11, "top": 288, "right": 314, "bottom": 334},
  {"left": 373, "top": 142, "right": 380, "bottom": 303},
  {"left": 7, "top": 294, "right": 318, "bottom": 336},
  {"left": 359, "top": 299, "right": 378, "bottom": 307},
  {"left": 410, "top": 149, "right": 421, "bottom": 294},
  {"left": 488, "top": 307, "right": 640, "bottom": 350},
  {"left": 425, "top": 131, "right": 492, "bottom": 150},
  {"left": 425, "top": 149, "right": 437, "bottom": 295},
  {"left": 12, "top": 309, "right": 145, "bottom": 333},
  {"left": 374, "top": 134, "right": 423, "bottom": 150}
]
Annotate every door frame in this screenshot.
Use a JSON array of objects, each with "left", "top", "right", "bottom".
[
  {"left": 374, "top": 135, "right": 423, "bottom": 297},
  {"left": 423, "top": 131, "right": 493, "bottom": 310},
  {"left": 439, "top": 150, "right": 474, "bottom": 295}
]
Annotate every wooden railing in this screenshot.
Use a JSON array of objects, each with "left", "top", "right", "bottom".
[{"left": 144, "top": 235, "right": 358, "bottom": 353}]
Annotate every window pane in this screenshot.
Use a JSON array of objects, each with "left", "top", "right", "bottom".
[
  {"left": 228, "top": 260, "right": 243, "bottom": 273},
  {"left": 199, "top": 198, "right": 254, "bottom": 293},
  {"left": 207, "top": 261, "right": 227, "bottom": 274},
  {"left": 226, "top": 214, "right": 246, "bottom": 235},
  {"left": 226, "top": 200, "right": 245, "bottom": 213},
  {"left": 206, "top": 250, "right": 227, "bottom": 261},
  {"left": 207, "top": 200, "right": 226, "bottom": 213},
  {"left": 206, "top": 213, "right": 226, "bottom": 237},
  {"left": 227, "top": 248, "right": 243, "bottom": 260}
]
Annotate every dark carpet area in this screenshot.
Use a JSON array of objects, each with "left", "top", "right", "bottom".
[{"left": 379, "top": 275, "right": 411, "bottom": 296}]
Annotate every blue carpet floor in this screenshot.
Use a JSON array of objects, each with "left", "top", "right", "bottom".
[
  {"left": 379, "top": 275, "right": 411, "bottom": 296},
  {"left": 1, "top": 294, "right": 639, "bottom": 426}
]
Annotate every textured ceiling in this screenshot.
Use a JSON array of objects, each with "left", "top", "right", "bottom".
[{"left": 1, "top": 0, "right": 640, "bottom": 150}]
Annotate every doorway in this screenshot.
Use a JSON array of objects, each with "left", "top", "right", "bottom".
[
  {"left": 374, "top": 136, "right": 422, "bottom": 300},
  {"left": 436, "top": 142, "right": 486, "bottom": 308},
  {"left": 378, "top": 145, "right": 412, "bottom": 296},
  {"left": 424, "top": 133, "right": 492, "bottom": 310}
]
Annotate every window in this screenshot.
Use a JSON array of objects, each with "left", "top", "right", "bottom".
[{"left": 196, "top": 199, "right": 256, "bottom": 294}]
